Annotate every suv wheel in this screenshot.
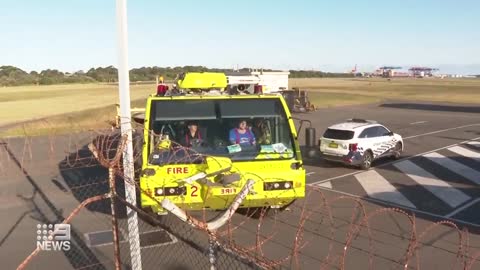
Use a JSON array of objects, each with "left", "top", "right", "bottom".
[{"left": 360, "top": 151, "right": 373, "bottom": 170}]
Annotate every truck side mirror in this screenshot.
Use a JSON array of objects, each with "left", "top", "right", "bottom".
[
  {"left": 305, "top": 127, "right": 316, "bottom": 148},
  {"left": 133, "top": 112, "right": 145, "bottom": 125}
]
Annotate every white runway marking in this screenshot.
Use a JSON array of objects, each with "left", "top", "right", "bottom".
[
  {"left": 310, "top": 186, "right": 480, "bottom": 228},
  {"left": 448, "top": 146, "right": 480, "bottom": 163},
  {"left": 355, "top": 170, "right": 416, "bottom": 208},
  {"left": 410, "top": 121, "right": 427, "bottom": 125},
  {"left": 317, "top": 181, "right": 332, "bottom": 189},
  {"left": 467, "top": 141, "right": 480, "bottom": 146},
  {"left": 445, "top": 198, "right": 480, "bottom": 218},
  {"left": 423, "top": 152, "right": 480, "bottom": 185},
  {"left": 394, "top": 160, "right": 470, "bottom": 208},
  {"left": 403, "top": 123, "right": 480, "bottom": 139}
]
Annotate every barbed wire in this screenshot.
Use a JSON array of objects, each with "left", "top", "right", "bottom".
[{"left": 2, "top": 127, "right": 479, "bottom": 270}]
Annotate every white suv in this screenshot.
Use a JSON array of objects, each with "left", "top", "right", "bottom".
[{"left": 319, "top": 119, "right": 403, "bottom": 169}]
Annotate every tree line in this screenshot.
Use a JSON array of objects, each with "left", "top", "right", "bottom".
[{"left": 0, "top": 65, "right": 354, "bottom": 87}]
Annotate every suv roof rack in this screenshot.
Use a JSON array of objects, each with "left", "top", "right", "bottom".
[
  {"left": 347, "top": 118, "right": 377, "bottom": 123},
  {"left": 347, "top": 118, "right": 367, "bottom": 123}
]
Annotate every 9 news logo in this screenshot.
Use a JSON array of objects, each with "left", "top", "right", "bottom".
[{"left": 36, "top": 224, "right": 71, "bottom": 251}]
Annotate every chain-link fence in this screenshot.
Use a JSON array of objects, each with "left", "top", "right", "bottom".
[{"left": 1, "top": 127, "right": 479, "bottom": 270}]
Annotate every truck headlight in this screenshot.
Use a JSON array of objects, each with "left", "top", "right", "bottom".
[
  {"left": 264, "top": 181, "right": 294, "bottom": 191},
  {"left": 142, "top": 168, "right": 156, "bottom": 176},
  {"left": 154, "top": 187, "right": 186, "bottom": 196}
]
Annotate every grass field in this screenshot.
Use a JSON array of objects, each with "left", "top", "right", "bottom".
[
  {"left": 1, "top": 78, "right": 479, "bottom": 137},
  {"left": 290, "top": 77, "right": 480, "bottom": 106},
  {"left": 0, "top": 83, "right": 153, "bottom": 126}
]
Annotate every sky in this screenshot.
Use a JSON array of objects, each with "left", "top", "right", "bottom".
[{"left": 1, "top": 0, "right": 479, "bottom": 74}]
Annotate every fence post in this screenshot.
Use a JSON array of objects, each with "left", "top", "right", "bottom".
[
  {"left": 89, "top": 138, "right": 129, "bottom": 270},
  {"left": 109, "top": 166, "right": 122, "bottom": 270}
]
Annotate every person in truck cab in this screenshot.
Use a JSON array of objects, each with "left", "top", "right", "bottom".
[
  {"left": 229, "top": 119, "right": 256, "bottom": 146},
  {"left": 252, "top": 119, "right": 272, "bottom": 145},
  {"left": 181, "top": 121, "right": 205, "bottom": 147}
]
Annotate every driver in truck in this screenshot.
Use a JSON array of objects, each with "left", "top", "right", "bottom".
[{"left": 229, "top": 119, "right": 256, "bottom": 146}]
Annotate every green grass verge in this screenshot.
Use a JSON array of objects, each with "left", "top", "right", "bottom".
[
  {"left": 307, "top": 92, "right": 381, "bottom": 108},
  {"left": 0, "top": 83, "right": 155, "bottom": 127},
  {"left": 0, "top": 98, "right": 147, "bottom": 137},
  {"left": 1, "top": 78, "right": 479, "bottom": 137},
  {"left": 291, "top": 78, "right": 480, "bottom": 105}
]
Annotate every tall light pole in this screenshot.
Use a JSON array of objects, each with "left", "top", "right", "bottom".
[{"left": 115, "top": 0, "right": 142, "bottom": 269}]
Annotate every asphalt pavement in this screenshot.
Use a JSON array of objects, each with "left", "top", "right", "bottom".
[
  {"left": 1, "top": 99, "right": 480, "bottom": 269},
  {"left": 299, "top": 100, "right": 480, "bottom": 226}
]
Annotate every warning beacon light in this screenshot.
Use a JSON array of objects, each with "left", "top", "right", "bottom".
[{"left": 157, "top": 84, "right": 169, "bottom": 96}]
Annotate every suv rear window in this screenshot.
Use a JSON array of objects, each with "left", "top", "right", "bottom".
[{"left": 323, "top": 128, "right": 354, "bottom": 140}]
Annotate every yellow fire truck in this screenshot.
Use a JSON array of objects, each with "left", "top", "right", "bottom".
[{"left": 138, "top": 72, "right": 306, "bottom": 215}]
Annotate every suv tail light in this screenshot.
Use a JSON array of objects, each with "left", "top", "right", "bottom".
[
  {"left": 349, "top": 143, "right": 358, "bottom": 152},
  {"left": 254, "top": 85, "right": 263, "bottom": 94}
]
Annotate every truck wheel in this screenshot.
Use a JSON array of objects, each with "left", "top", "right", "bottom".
[{"left": 278, "top": 200, "right": 296, "bottom": 212}]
